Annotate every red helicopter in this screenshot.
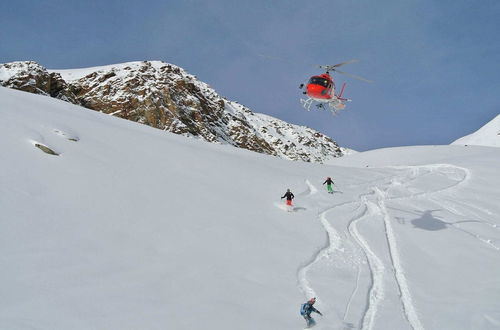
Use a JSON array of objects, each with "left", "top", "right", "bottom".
[{"left": 299, "top": 60, "right": 371, "bottom": 114}]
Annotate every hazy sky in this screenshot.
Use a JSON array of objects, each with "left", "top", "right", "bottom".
[{"left": 1, "top": 0, "right": 499, "bottom": 151}]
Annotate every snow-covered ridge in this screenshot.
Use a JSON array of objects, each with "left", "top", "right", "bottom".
[
  {"left": 452, "top": 114, "right": 500, "bottom": 147},
  {"left": 1, "top": 60, "right": 344, "bottom": 162},
  {"left": 51, "top": 60, "right": 170, "bottom": 82}
]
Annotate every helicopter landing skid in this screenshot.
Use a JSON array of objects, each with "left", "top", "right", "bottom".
[
  {"left": 300, "top": 98, "right": 315, "bottom": 111},
  {"left": 300, "top": 98, "right": 348, "bottom": 115}
]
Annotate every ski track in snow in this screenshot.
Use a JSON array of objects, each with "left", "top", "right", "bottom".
[
  {"left": 451, "top": 224, "right": 500, "bottom": 251},
  {"left": 346, "top": 197, "right": 385, "bottom": 330},
  {"left": 297, "top": 163, "right": 496, "bottom": 330},
  {"left": 305, "top": 179, "right": 318, "bottom": 196},
  {"left": 373, "top": 187, "right": 424, "bottom": 330},
  {"left": 393, "top": 165, "right": 500, "bottom": 252},
  {"left": 297, "top": 180, "right": 385, "bottom": 330},
  {"left": 362, "top": 164, "right": 469, "bottom": 330},
  {"left": 343, "top": 262, "right": 362, "bottom": 323},
  {"left": 296, "top": 185, "right": 342, "bottom": 302}
]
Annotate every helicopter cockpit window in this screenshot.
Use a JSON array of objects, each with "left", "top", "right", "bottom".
[{"left": 309, "top": 77, "right": 329, "bottom": 87}]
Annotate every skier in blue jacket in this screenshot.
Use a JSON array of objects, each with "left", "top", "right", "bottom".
[{"left": 300, "top": 297, "right": 322, "bottom": 327}]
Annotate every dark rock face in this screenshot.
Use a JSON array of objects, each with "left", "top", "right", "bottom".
[
  {"left": 0, "top": 61, "right": 78, "bottom": 103},
  {"left": 1, "top": 60, "right": 344, "bottom": 162}
]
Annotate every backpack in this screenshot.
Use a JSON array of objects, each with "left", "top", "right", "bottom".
[{"left": 300, "top": 303, "right": 308, "bottom": 316}]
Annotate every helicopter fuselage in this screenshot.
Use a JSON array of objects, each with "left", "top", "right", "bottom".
[{"left": 305, "top": 74, "right": 335, "bottom": 100}]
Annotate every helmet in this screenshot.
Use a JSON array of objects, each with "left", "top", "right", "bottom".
[
  {"left": 327, "top": 177, "right": 331, "bottom": 179},
  {"left": 308, "top": 297, "right": 316, "bottom": 304},
  {"left": 287, "top": 189, "right": 290, "bottom": 192}
]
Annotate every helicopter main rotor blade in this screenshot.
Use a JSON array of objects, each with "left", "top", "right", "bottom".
[
  {"left": 335, "top": 69, "right": 373, "bottom": 83},
  {"left": 331, "top": 59, "right": 359, "bottom": 68},
  {"left": 318, "top": 60, "right": 360, "bottom": 72}
]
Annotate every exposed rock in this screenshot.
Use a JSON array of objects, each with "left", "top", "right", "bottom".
[
  {"left": 0, "top": 61, "right": 78, "bottom": 103},
  {"left": 1, "top": 60, "right": 344, "bottom": 162},
  {"left": 34, "top": 143, "right": 59, "bottom": 156}
]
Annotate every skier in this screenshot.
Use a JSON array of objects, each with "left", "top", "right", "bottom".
[
  {"left": 323, "top": 177, "right": 334, "bottom": 194},
  {"left": 281, "top": 188, "right": 295, "bottom": 206},
  {"left": 300, "top": 297, "right": 322, "bottom": 328}
]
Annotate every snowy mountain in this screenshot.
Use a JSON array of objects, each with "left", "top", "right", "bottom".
[
  {"left": 0, "top": 61, "right": 343, "bottom": 163},
  {"left": 451, "top": 114, "right": 500, "bottom": 147},
  {"left": 2, "top": 86, "right": 500, "bottom": 330}
]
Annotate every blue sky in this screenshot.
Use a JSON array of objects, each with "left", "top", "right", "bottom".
[{"left": 1, "top": 0, "right": 499, "bottom": 151}]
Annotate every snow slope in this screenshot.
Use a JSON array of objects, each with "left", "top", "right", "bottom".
[
  {"left": 1, "top": 86, "right": 500, "bottom": 330},
  {"left": 452, "top": 114, "right": 500, "bottom": 147}
]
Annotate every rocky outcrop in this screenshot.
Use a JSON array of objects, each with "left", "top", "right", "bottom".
[
  {"left": 0, "top": 61, "right": 78, "bottom": 103},
  {"left": 1, "top": 60, "right": 344, "bottom": 162}
]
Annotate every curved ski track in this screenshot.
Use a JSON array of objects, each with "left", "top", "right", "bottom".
[{"left": 296, "top": 163, "right": 495, "bottom": 330}]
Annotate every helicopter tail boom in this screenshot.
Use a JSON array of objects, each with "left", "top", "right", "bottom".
[{"left": 338, "top": 82, "right": 347, "bottom": 98}]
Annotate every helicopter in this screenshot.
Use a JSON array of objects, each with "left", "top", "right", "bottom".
[{"left": 299, "top": 59, "right": 371, "bottom": 114}]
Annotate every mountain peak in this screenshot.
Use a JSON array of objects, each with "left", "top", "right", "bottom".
[
  {"left": 1, "top": 60, "right": 344, "bottom": 162},
  {"left": 452, "top": 114, "right": 500, "bottom": 147}
]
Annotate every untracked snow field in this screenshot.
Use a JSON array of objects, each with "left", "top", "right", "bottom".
[{"left": 1, "top": 86, "right": 500, "bottom": 330}]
